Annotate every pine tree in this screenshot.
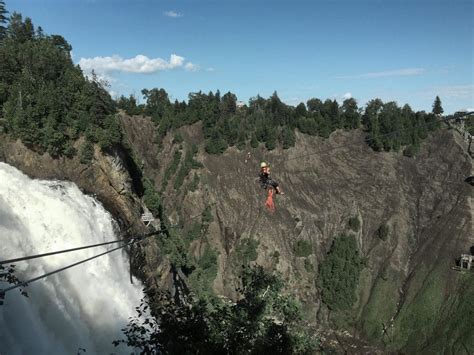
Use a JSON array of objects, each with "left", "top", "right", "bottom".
[
  {"left": 432, "top": 96, "right": 443, "bottom": 116},
  {"left": 0, "top": 0, "right": 8, "bottom": 40}
]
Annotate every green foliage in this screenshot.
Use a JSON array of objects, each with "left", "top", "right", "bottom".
[
  {"left": 184, "top": 221, "right": 202, "bottom": 246},
  {"left": 116, "top": 266, "right": 318, "bottom": 354},
  {"left": 362, "top": 99, "right": 438, "bottom": 153},
  {"left": 79, "top": 141, "right": 94, "bottom": 164},
  {"left": 272, "top": 250, "right": 280, "bottom": 264},
  {"left": 174, "top": 145, "right": 202, "bottom": 190},
  {"left": 403, "top": 144, "right": 419, "bottom": 158},
  {"left": 187, "top": 245, "right": 219, "bottom": 300},
  {"left": 161, "top": 149, "right": 181, "bottom": 191},
  {"left": 96, "top": 114, "right": 123, "bottom": 149},
  {"left": 0, "top": 1, "right": 8, "bottom": 41},
  {"left": 173, "top": 131, "right": 184, "bottom": 144},
  {"left": 116, "top": 95, "right": 143, "bottom": 116},
  {"left": 390, "top": 266, "right": 447, "bottom": 351},
  {"left": 318, "top": 234, "right": 363, "bottom": 311},
  {"left": 158, "top": 228, "right": 193, "bottom": 271},
  {"left": 304, "top": 259, "right": 314, "bottom": 273},
  {"left": 294, "top": 240, "right": 313, "bottom": 258},
  {"left": 377, "top": 224, "right": 390, "bottom": 241},
  {"left": 235, "top": 238, "right": 259, "bottom": 264},
  {"left": 142, "top": 178, "right": 161, "bottom": 217},
  {"left": 0, "top": 10, "right": 117, "bottom": 157},
  {"left": 432, "top": 96, "right": 443, "bottom": 115},
  {"left": 189, "top": 172, "right": 200, "bottom": 192},
  {"left": 0, "top": 264, "right": 28, "bottom": 301},
  {"left": 467, "top": 114, "right": 474, "bottom": 135},
  {"left": 422, "top": 276, "right": 474, "bottom": 354},
  {"left": 201, "top": 205, "right": 213, "bottom": 224},
  {"left": 348, "top": 216, "right": 361, "bottom": 232}
]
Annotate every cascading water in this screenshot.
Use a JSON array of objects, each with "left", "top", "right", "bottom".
[{"left": 0, "top": 162, "right": 143, "bottom": 354}]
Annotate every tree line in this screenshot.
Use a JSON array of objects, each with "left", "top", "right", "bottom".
[
  {"left": 118, "top": 88, "right": 442, "bottom": 156},
  {"left": 0, "top": 3, "right": 121, "bottom": 158}
]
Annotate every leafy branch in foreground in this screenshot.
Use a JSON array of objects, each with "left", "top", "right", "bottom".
[
  {"left": 0, "top": 264, "right": 28, "bottom": 305},
  {"left": 114, "top": 265, "right": 318, "bottom": 354}
]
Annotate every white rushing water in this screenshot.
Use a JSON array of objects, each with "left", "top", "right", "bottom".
[{"left": 0, "top": 162, "right": 143, "bottom": 354}]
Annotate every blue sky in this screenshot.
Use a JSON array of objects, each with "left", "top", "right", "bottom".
[{"left": 7, "top": 0, "right": 474, "bottom": 113}]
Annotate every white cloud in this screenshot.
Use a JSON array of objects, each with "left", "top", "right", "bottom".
[
  {"left": 429, "top": 84, "right": 474, "bottom": 99},
  {"left": 338, "top": 68, "right": 425, "bottom": 79},
  {"left": 342, "top": 92, "right": 352, "bottom": 100},
  {"left": 78, "top": 54, "right": 186, "bottom": 74},
  {"left": 164, "top": 10, "right": 182, "bottom": 18},
  {"left": 206, "top": 67, "right": 215, "bottom": 72},
  {"left": 184, "top": 62, "right": 200, "bottom": 72},
  {"left": 283, "top": 97, "right": 303, "bottom": 106}
]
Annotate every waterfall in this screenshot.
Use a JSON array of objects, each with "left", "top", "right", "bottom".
[{"left": 0, "top": 162, "right": 143, "bottom": 354}]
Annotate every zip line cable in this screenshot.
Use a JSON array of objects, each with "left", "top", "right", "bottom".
[
  {"left": 0, "top": 211, "right": 212, "bottom": 296},
  {"left": 1, "top": 241, "right": 134, "bottom": 295},
  {"left": 0, "top": 229, "right": 164, "bottom": 266}
]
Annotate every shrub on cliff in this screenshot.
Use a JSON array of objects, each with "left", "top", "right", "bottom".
[
  {"left": 115, "top": 266, "right": 318, "bottom": 354},
  {"left": 318, "top": 234, "right": 363, "bottom": 310}
]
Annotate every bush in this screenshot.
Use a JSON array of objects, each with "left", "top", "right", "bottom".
[
  {"left": 202, "top": 205, "right": 214, "bottom": 224},
  {"left": 235, "top": 238, "right": 259, "bottom": 264},
  {"left": 189, "top": 173, "right": 200, "bottom": 192},
  {"left": 79, "top": 141, "right": 94, "bottom": 164},
  {"left": 142, "top": 178, "right": 161, "bottom": 216},
  {"left": 173, "top": 132, "right": 184, "bottom": 144},
  {"left": 185, "top": 222, "right": 202, "bottom": 245},
  {"left": 161, "top": 150, "right": 182, "bottom": 191},
  {"left": 116, "top": 266, "right": 317, "bottom": 354},
  {"left": 403, "top": 144, "right": 419, "bottom": 158},
  {"left": 318, "top": 234, "right": 363, "bottom": 310},
  {"left": 188, "top": 245, "right": 218, "bottom": 300},
  {"left": 348, "top": 216, "right": 361, "bottom": 232},
  {"left": 377, "top": 224, "right": 390, "bottom": 241},
  {"left": 294, "top": 240, "right": 313, "bottom": 257}
]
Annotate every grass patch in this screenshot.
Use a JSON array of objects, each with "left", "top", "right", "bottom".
[
  {"left": 360, "top": 271, "right": 399, "bottom": 342},
  {"left": 390, "top": 266, "right": 445, "bottom": 351}
]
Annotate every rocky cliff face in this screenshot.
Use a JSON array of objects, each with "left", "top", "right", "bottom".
[
  {"left": 122, "top": 113, "right": 473, "bottom": 353},
  {"left": 0, "top": 136, "right": 144, "bottom": 231},
  {"left": 1, "top": 114, "right": 472, "bottom": 352}
]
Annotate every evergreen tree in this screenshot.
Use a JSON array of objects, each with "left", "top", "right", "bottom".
[
  {"left": 295, "top": 102, "right": 307, "bottom": 117},
  {"left": 432, "top": 96, "right": 443, "bottom": 115},
  {"left": 0, "top": 0, "right": 8, "bottom": 40},
  {"left": 341, "top": 98, "right": 360, "bottom": 129}
]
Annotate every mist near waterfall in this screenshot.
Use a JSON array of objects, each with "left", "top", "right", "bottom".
[{"left": 0, "top": 162, "right": 143, "bottom": 354}]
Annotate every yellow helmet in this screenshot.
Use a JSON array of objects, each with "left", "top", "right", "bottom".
[{"left": 260, "top": 162, "right": 268, "bottom": 168}]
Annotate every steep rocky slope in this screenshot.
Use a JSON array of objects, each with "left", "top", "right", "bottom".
[
  {"left": 1, "top": 114, "right": 471, "bottom": 352},
  {"left": 122, "top": 114, "right": 473, "bottom": 353}
]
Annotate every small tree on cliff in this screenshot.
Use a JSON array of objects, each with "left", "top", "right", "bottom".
[{"left": 432, "top": 96, "right": 444, "bottom": 116}]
